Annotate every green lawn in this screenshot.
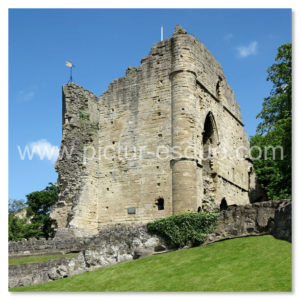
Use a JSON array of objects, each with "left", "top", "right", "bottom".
[
  {"left": 9, "top": 253, "right": 78, "bottom": 266},
  {"left": 10, "top": 235, "right": 291, "bottom": 292}
]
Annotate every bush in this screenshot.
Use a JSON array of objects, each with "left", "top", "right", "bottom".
[
  {"left": 9, "top": 215, "right": 42, "bottom": 241},
  {"left": 147, "top": 212, "right": 219, "bottom": 248}
]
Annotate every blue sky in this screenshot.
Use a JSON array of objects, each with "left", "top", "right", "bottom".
[{"left": 9, "top": 9, "right": 291, "bottom": 201}]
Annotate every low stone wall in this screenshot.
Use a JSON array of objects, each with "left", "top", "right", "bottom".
[
  {"left": 9, "top": 224, "right": 168, "bottom": 288},
  {"left": 9, "top": 236, "right": 86, "bottom": 258},
  {"left": 204, "top": 199, "right": 291, "bottom": 244},
  {"left": 9, "top": 200, "right": 291, "bottom": 289},
  {"left": 9, "top": 224, "right": 157, "bottom": 258},
  {"left": 9, "top": 254, "right": 87, "bottom": 288}
]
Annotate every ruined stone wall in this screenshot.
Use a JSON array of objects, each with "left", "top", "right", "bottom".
[
  {"left": 166, "top": 26, "right": 254, "bottom": 213},
  {"left": 9, "top": 224, "right": 168, "bottom": 288},
  {"left": 50, "top": 85, "right": 100, "bottom": 235},
  {"left": 171, "top": 28, "right": 253, "bottom": 211},
  {"left": 51, "top": 25, "right": 259, "bottom": 235},
  {"left": 9, "top": 255, "right": 87, "bottom": 288},
  {"left": 205, "top": 199, "right": 291, "bottom": 244},
  {"left": 94, "top": 38, "right": 173, "bottom": 228},
  {"left": 9, "top": 200, "right": 291, "bottom": 288}
]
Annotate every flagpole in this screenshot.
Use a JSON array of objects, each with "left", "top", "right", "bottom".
[
  {"left": 161, "top": 25, "right": 163, "bottom": 41},
  {"left": 66, "top": 61, "right": 74, "bottom": 84}
]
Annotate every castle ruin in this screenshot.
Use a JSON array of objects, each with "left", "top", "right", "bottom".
[{"left": 51, "top": 25, "right": 260, "bottom": 236}]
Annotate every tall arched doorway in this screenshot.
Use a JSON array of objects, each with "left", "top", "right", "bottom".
[{"left": 202, "top": 112, "right": 219, "bottom": 211}]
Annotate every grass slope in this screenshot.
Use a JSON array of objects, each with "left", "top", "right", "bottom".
[
  {"left": 9, "top": 253, "right": 78, "bottom": 266},
  {"left": 10, "top": 235, "right": 291, "bottom": 292}
]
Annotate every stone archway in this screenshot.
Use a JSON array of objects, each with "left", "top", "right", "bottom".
[{"left": 202, "top": 112, "right": 219, "bottom": 211}]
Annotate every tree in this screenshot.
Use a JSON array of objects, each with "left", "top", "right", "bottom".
[
  {"left": 26, "top": 183, "right": 59, "bottom": 239},
  {"left": 251, "top": 43, "right": 291, "bottom": 200},
  {"left": 8, "top": 199, "right": 36, "bottom": 241},
  {"left": 9, "top": 214, "right": 42, "bottom": 241},
  {"left": 8, "top": 183, "right": 59, "bottom": 241},
  {"left": 8, "top": 199, "right": 26, "bottom": 215}
]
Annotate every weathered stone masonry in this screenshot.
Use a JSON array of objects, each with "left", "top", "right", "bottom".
[
  {"left": 9, "top": 224, "right": 168, "bottom": 288},
  {"left": 51, "top": 25, "right": 262, "bottom": 236},
  {"left": 9, "top": 199, "right": 291, "bottom": 288}
]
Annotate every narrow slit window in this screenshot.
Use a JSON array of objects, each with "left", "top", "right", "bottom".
[{"left": 156, "top": 197, "right": 164, "bottom": 210}]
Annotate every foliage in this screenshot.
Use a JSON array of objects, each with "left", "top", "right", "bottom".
[
  {"left": 147, "top": 212, "right": 219, "bottom": 248},
  {"left": 8, "top": 214, "right": 42, "bottom": 241},
  {"left": 256, "top": 43, "right": 291, "bottom": 133},
  {"left": 9, "top": 199, "right": 26, "bottom": 215},
  {"left": 8, "top": 183, "right": 59, "bottom": 241},
  {"left": 250, "top": 43, "right": 291, "bottom": 200},
  {"left": 9, "top": 253, "right": 78, "bottom": 266},
  {"left": 251, "top": 133, "right": 290, "bottom": 199},
  {"left": 26, "top": 183, "right": 58, "bottom": 216},
  {"left": 10, "top": 236, "right": 291, "bottom": 292},
  {"left": 26, "top": 183, "right": 59, "bottom": 239}
]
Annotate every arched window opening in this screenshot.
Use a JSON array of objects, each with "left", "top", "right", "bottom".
[
  {"left": 202, "top": 112, "right": 219, "bottom": 147},
  {"left": 201, "top": 112, "right": 219, "bottom": 212},
  {"left": 220, "top": 198, "right": 228, "bottom": 211},
  {"left": 202, "top": 112, "right": 219, "bottom": 172}
]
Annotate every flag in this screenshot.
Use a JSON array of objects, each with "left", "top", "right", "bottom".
[{"left": 66, "top": 61, "right": 73, "bottom": 68}]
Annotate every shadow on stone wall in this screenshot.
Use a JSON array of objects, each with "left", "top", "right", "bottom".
[{"left": 248, "top": 175, "right": 268, "bottom": 203}]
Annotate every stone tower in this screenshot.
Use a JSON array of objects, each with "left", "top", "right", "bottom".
[{"left": 51, "top": 25, "right": 260, "bottom": 237}]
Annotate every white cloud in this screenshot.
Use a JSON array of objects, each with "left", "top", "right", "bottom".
[
  {"left": 18, "top": 139, "right": 59, "bottom": 163},
  {"left": 236, "top": 41, "right": 258, "bottom": 58},
  {"left": 17, "top": 86, "right": 38, "bottom": 102}
]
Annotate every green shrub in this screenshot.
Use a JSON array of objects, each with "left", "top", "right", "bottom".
[
  {"left": 147, "top": 212, "right": 219, "bottom": 248},
  {"left": 9, "top": 214, "right": 42, "bottom": 241}
]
